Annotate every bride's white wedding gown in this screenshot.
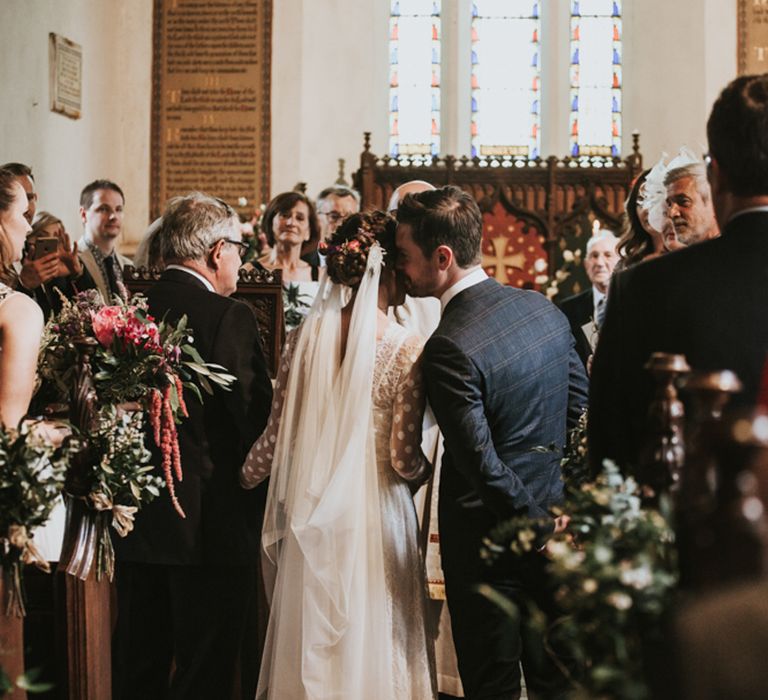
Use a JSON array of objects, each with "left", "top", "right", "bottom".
[{"left": 242, "top": 322, "right": 437, "bottom": 699}]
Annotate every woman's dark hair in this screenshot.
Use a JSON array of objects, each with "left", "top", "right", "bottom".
[
  {"left": 616, "top": 169, "right": 655, "bottom": 268},
  {"left": 261, "top": 191, "right": 320, "bottom": 249},
  {"left": 323, "top": 211, "right": 397, "bottom": 289}
]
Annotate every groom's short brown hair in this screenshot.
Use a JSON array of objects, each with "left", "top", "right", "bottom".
[{"left": 396, "top": 185, "right": 482, "bottom": 268}]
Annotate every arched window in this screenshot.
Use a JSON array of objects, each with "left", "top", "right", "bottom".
[
  {"left": 569, "top": 0, "right": 622, "bottom": 157},
  {"left": 470, "top": 1, "right": 541, "bottom": 159},
  {"left": 389, "top": 1, "right": 442, "bottom": 160}
]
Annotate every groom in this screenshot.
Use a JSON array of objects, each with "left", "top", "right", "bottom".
[{"left": 396, "top": 186, "right": 588, "bottom": 699}]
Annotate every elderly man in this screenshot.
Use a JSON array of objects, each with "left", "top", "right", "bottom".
[
  {"left": 112, "top": 193, "right": 273, "bottom": 700},
  {"left": 559, "top": 228, "right": 619, "bottom": 368},
  {"left": 665, "top": 161, "right": 719, "bottom": 246},
  {"left": 77, "top": 179, "right": 132, "bottom": 301},
  {"left": 589, "top": 73, "right": 768, "bottom": 472}
]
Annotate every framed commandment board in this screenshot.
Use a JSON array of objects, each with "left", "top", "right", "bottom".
[
  {"left": 738, "top": 0, "right": 768, "bottom": 74},
  {"left": 151, "top": 0, "right": 272, "bottom": 220}
]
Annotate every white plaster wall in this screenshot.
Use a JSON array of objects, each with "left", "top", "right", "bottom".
[
  {"left": 622, "top": 0, "right": 737, "bottom": 165},
  {"left": 0, "top": 0, "right": 152, "bottom": 253},
  {"left": 270, "top": 0, "right": 390, "bottom": 201}
]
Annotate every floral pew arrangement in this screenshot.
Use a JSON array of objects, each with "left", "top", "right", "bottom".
[{"left": 35, "top": 291, "right": 235, "bottom": 580}]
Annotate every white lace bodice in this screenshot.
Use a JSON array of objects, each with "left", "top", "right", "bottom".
[{"left": 242, "top": 322, "right": 428, "bottom": 488}]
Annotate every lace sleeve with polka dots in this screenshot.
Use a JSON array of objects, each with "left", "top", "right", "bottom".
[
  {"left": 240, "top": 330, "right": 298, "bottom": 489},
  {"left": 388, "top": 334, "right": 430, "bottom": 486}
]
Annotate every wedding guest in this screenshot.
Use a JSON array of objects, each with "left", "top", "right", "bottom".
[
  {"left": 314, "top": 185, "right": 359, "bottom": 254},
  {"left": 242, "top": 211, "right": 435, "bottom": 699},
  {"left": 257, "top": 191, "right": 323, "bottom": 330},
  {"left": 111, "top": 192, "right": 273, "bottom": 700},
  {"left": 616, "top": 169, "right": 666, "bottom": 268},
  {"left": 132, "top": 216, "right": 164, "bottom": 270},
  {"left": 18, "top": 212, "right": 82, "bottom": 318},
  {"left": 396, "top": 186, "right": 588, "bottom": 699},
  {"left": 559, "top": 228, "right": 619, "bottom": 368},
  {"left": 77, "top": 179, "right": 131, "bottom": 302},
  {"left": 589, "top": 74, "right": 768, "bottom": 472},
  {"left": 664, "top": 160, "right": 719, "bottom": 247},
  {"left": 0, "top": 166, "right": 44, "bottom": 700},
  {"left": 0, "top": 168, "right": 43, "bottom": 426},
  {"left": 0, "top": 162, "right": 37, "bottom": 225}
]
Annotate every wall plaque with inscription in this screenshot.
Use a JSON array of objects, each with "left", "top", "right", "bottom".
[
  {"left": 49, "top": 33, "right": 82, "bottom": 120},
  {"left": 738, "top": 0, "right": 768, "bottom": 74},
  {"left": 151, "top": 0, "right": 272, "bottom": 219}
]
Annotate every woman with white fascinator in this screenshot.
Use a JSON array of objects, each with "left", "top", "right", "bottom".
[{"left": 241, "top": 211, "right": 437, "bottom": 699}]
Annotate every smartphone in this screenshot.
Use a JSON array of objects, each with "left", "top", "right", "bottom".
[{"left": 33, "top": 237, "right": 59, "bottom": 260}]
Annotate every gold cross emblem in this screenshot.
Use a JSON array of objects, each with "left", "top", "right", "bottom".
[{"left": 482, "top": 235, "right": 526, "bottom": 285}]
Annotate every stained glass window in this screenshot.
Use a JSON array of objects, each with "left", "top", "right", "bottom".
[
  {"left": 569, "top": 0, "right": 622, "bottom": 157},
  {"left": 471, "top": 1, "right": 541, "bottom": 159},
  {"left": 389, "top": 1, "right": 441, "bottom": 159}
]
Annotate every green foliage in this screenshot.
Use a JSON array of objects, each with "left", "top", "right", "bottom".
[{"left": 482, "top": 462, "right": 678, "bottom": 699}]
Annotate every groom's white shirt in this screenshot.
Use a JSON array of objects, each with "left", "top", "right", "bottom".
[{"left": 439, "top": 266, "right": 488, "bottom": 314}]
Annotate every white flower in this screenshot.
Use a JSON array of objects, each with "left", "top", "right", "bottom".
[
  {"left": 619, "top": 564, "right": 653, "bottom": 590},
  {"left": 562, "top": 250, "right": 575, "bottom": 263},
  {"left": 555, "top": 269, "right": 569, "bottom": 282},
  {"left": 593, "top": 545, "right": 612, "bottom": 564},
  {"left": 546, "top": 539, "right": 571, "bottom": 559},
  {"left": 534, "top": 274, "right": 549, "bottom": 285},
  {"left": 582, "top": 578, "right": 598, "bottom": 594},
  {"left": 534, "top": 258, "right": 547, "bottom": 272},
  {"left": 607, "top": 591, "right": 633, "bottom": 610}
]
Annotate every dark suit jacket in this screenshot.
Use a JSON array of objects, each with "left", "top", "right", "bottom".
[
  {"left": 589, "top": 211, "right": 768, "bottom": 471},
  {"left": 558, "top": 288, "right": 594, "bottom": 368},
  {"left": 113, "top": 268, "right": 273, "bottom": 566},
  {"left": 423, "top": 278, "right": 589, "bottom": 559}
]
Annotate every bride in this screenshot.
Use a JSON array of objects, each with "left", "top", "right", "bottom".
[{"left": 241, "top": 211, "right": 437, "bottom": 699}]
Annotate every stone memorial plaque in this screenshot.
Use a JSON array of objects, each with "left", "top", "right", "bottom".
[
  {"left": 151, "top": 0, "right": 271, "bottom": 218},
  {"left": 49, "top": 33, "right": 82, "bottom": 120},
  {"left": 739, "top": 0, "right": 768, "bottom": 74}
]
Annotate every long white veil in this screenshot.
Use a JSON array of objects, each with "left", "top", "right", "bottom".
[{"left": 257, "top": 244, "right": 395, "bottom": 699}]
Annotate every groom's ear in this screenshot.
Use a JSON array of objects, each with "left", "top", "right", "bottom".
[{"left": 434, "top": 244, "right": 453, "bottom": 271}]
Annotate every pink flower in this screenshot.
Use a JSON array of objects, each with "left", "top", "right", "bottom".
[
  {"left": 347, "top": 240, "right": 361, "bottom": 252},
  {"left": 91, "top": 306, "right": 123, "bottom": 347}
]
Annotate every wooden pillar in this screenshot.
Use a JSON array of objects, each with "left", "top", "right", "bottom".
[
  {"left": 56, "top": 568, "right": 111, "bottom": 700},
  {"left": 0, "top": 575, "right": 27, "bottom": 700}
]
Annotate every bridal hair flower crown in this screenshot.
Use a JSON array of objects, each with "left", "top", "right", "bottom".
[{"left": 321, "top": 211, "right": 392, "bottom": 288}]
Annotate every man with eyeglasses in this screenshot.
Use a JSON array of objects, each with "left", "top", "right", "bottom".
[
  {"left": 112, "top": 192, "right": 273, "bottom": 700},
  {"left": 311, "top": 185, "right": 360, "bottom": 265},
  {"left": 77, "top": 179, "right": 132, "bottom": 301}
]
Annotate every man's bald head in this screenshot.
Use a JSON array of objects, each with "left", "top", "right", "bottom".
[{"left": 387, "top": 180, "right": 436, "bottom": 213}]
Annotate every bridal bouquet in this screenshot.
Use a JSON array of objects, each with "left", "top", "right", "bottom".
[
  {"left": 0, "top": 422, "right": 74, "bottom": 615},
  {"left": 38, "top": 291, "right": 236, "bottom": 520}
]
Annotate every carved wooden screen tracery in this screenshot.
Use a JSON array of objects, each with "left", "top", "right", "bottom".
[{"left": 353, "top": 133, "right": 642, "bottom": 298}]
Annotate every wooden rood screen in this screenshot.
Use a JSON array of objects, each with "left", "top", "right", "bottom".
[{"left": 353, "top": 133, "right": 643, "bottom": 298}]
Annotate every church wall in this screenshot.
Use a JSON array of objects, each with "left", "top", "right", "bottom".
[{"left": 0, "top": 0, "right": 152, "bottom": 253}]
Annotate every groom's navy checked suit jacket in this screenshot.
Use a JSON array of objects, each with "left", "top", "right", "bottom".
[{"left": 423, "top": 278, "right": 588, "bottom": 549}]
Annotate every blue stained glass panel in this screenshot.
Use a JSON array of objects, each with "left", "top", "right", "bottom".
[
  {"left": 471, "top": 1, "right": 541, "bottom": 158},
  {"left": 389, "top": 1, "right": 442, "bottom": 158}
]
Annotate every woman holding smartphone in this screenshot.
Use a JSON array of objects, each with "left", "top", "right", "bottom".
[{"left": 19, "top": 211, "right": 82, "bottom": 317}]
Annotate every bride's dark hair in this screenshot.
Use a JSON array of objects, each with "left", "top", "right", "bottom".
[{"left": 322, "top": 211, "right": 397, "bottom": 289}]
